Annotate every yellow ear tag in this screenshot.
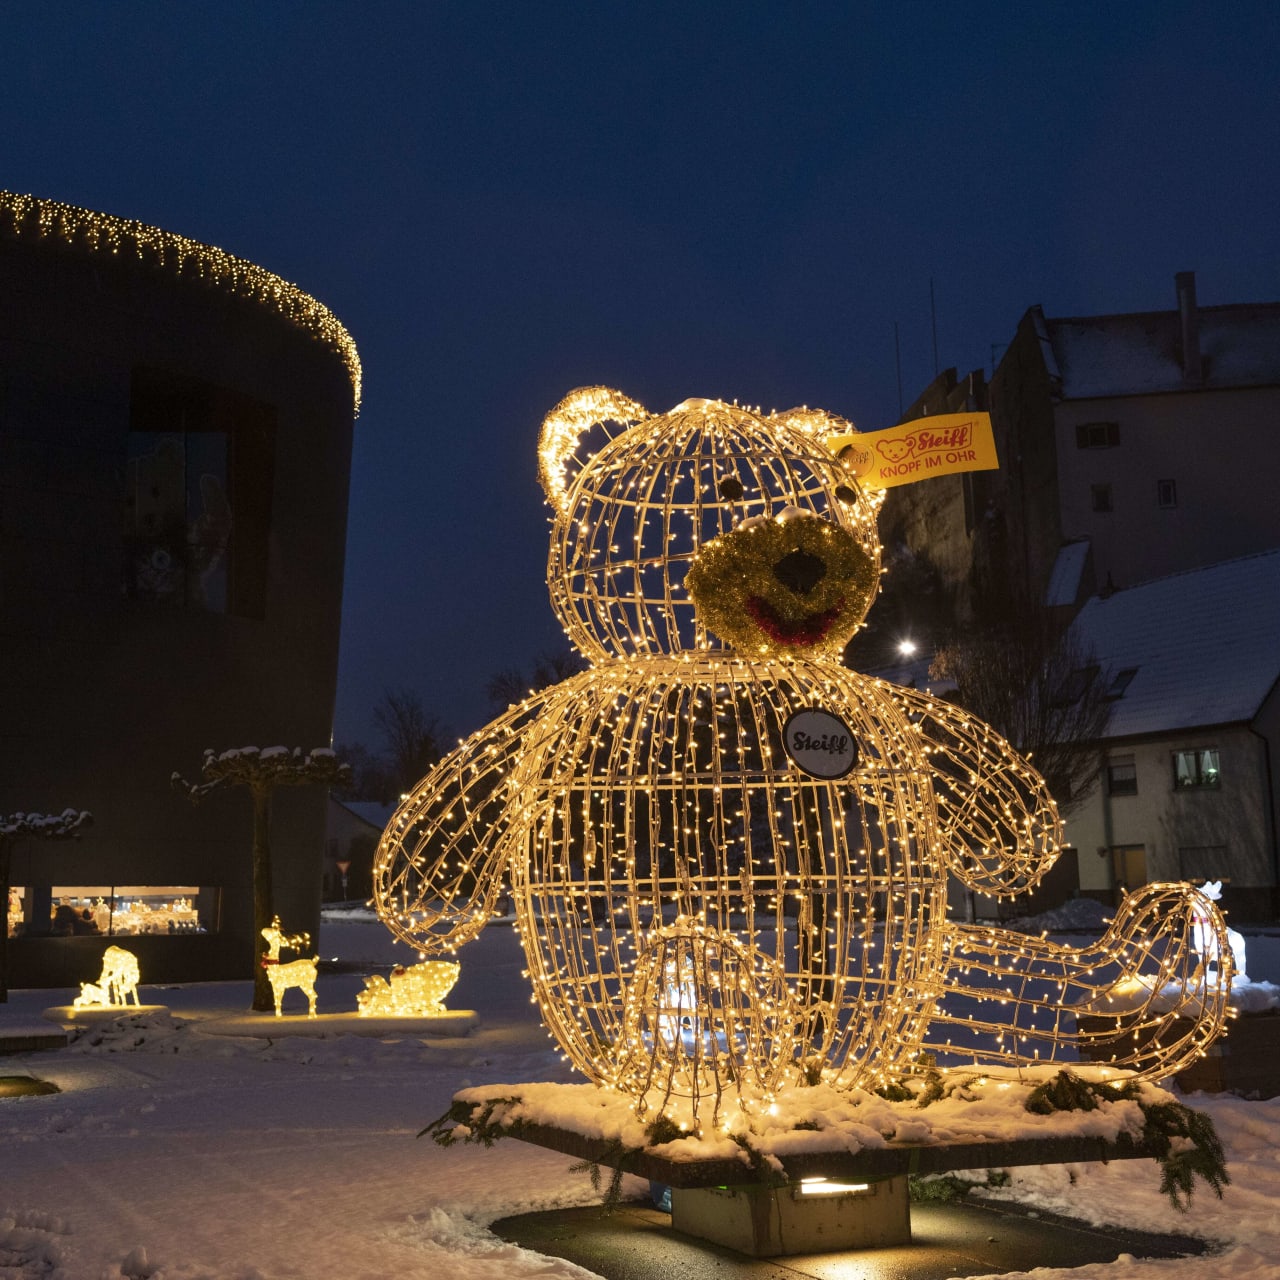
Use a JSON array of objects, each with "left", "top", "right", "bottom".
[{"left": 829, "top": 412, "right": 999, "bottom": 489}]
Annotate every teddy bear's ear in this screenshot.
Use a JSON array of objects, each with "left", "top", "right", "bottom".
[
  {"left": 768, "top": 406, "right": 856, "bottom": 445},
  {"left": 768, "top": 406, "right": 887, "bottom": 515},
  {"left": 538, "top": 386, "right": 649, "bottom": 515}
]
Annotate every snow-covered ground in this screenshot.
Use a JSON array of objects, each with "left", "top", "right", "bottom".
[{"left": 1, "top": 912, "right": 1278, "bottom": 1279}]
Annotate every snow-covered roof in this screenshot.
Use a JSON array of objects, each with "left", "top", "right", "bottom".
[
  {"left": 1045, "top": 302, "right": 1280, "bottom": 400},
  {"left": 1045, "top": 539, "right": 1091, "bottom": 607},
  {"left": 1066, "top": 549, "right": 1280, "bottom": 739},
  {"left": 332, "top": 798, "right": 396, "bottom": 831}
]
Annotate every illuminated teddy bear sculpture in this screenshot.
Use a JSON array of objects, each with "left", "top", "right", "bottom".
[{"left": 375, "top": 388, "right": 1232, "bottom": 1125}]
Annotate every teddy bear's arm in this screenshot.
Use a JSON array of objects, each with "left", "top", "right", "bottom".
[
  {"left": 886, "top": 683, "right": 1063, "bottom": 897},
  {"left": 373, "top": 695, "right": 549, "bottom": 955}
]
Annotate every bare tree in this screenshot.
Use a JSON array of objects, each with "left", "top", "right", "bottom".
[
  {"left": 930, "top": 616, "right": 1112, "bottom": 811},
  {"left": 331, "top": 741, "right": 395, "bottom": 804},
  {"left": 374, "top": 689, "right": 447, "bottom": 795},
  {"left": 486, "top": 648, "right": 587, "bottom": 711},
  {"left": 172, "top": 747, "right": 349, "bottom": 1011},
  {"left": 484, "top": 667, "right": 528, "bottom": 711},
  {"left": 1, "top": 809, "right": 92, "bottom": 1002}
]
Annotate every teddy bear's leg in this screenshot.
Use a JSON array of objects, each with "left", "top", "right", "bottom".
[{"left": 930, "top": 883, "right": 1233, "bottom": 1080}]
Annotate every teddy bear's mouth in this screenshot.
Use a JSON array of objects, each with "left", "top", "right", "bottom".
[{"left": 745, "top": 595, "right": 846, "bottom": 646}]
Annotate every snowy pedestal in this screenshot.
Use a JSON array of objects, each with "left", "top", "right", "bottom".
[
  {"left": 196, "top": 1010, "right": 478, "bottom": 1038},
  {"left": 488, "top": 1114, "right": 1163, "bottom": 1186},
  {"left": 441, "top": 1081, "right": 1171, "bottom": 1256},
  {"left": 671, "top": 1177, "right": 910, "bottom": 1256},
  {"left": 43, "top": 1004, "right": 169, "bottom": 1026}
]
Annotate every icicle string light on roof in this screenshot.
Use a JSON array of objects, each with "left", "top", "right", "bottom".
[
  {"left": 373, "top": 387, "right": 1233, "bottom": 1130},
  {"left": 0, "top": 191, "right": 361, "bottom": 413}
]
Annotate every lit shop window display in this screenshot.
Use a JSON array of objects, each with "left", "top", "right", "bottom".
[
  {"left": 17, "top": 886, "right": 218, "bottom": 937},
  {"left": 6, "top": 886, "right": 22, "bottom": 938}
]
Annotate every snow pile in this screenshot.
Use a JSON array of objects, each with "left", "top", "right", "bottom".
[
  {"left": 1005, "top": 896, "right": 1113, "bottom": 933},
  {"left": 1229, "top": 981, "right": 1280, "bottom": 1014},
  {"left": 970, "top": 1094, "right": 1280, "bottom": 1279}
]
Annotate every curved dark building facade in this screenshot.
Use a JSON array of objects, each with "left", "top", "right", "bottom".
[{"left": 0, "top": 193, "right": 359, "bottom": 989}]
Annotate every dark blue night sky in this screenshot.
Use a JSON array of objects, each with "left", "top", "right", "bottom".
[{"left": 4, "top": 2, "right": 1278, "bottom": 748}]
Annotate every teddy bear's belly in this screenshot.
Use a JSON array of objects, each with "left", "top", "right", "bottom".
[{"left": 507, "top": 655, "right": 948, "bottom": 1111}]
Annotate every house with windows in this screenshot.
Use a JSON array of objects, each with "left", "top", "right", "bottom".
[
  {"left": 986, "top": 271, "right": 1280, "bottom": 615},
  {"left": 324, "top": 798, "right": 394, "bottom": 903},
  {"left": 875, "top": 274, "right": 1280, "bottom": 639},
  {"left": 1062, "top": 549, "right": 1280, "bottom": 921},
  {"left": 0, "top": 193, "right": 359, "bottom": 987}
]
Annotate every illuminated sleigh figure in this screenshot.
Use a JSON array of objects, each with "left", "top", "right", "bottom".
[
  {"left": 374, "top": 388, "right": 1233, "bottom": 1126},
  {"left": 261, "top": 916, "right": 318, "bottom": 1017},
  {"left": 357, "top": 960, "right": 460, "bottom": 1017}
]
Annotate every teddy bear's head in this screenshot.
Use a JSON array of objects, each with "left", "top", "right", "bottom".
[{"left": 539, "top": 387, "right": 882, "bottom": 661}]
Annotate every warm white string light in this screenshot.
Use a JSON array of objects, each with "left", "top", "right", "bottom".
[
  {"left": 72, "top": 945, "right": 141, "bottom": 1008},
  {"left": 374, "top": 388, "right": 1232, "bottom": 1129},
  {"left": 0, "top": 191, "right": 361, "bottom": 413},
  {"left": 357, "top": 960, "right": 460, "bottom": 1016}
]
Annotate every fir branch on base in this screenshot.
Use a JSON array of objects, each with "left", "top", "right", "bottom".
[
  {"left": 1022, "top": 1069, "right": 1228, "bottom": 1212},
  {"left": 419, "top": 1096, "right": 523, "bottom": 1147}
]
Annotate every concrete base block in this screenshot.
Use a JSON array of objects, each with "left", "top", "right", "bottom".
[
  {"left": 671, "top": 1176, "right": 910, "bottom": 1257},
  {"left": 0, "top": 1022, "right": 69, "bottom": 1052}
]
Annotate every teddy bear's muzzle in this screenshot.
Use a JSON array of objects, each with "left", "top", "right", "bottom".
[{"left": 772, "top": 547, "right": 827, "bottom": 596}]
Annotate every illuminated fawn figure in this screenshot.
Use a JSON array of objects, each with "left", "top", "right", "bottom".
[
  {"left": 260, "top": 916, "right": 318, "bottom": 1017},
  {"left": 74, "top": 945, "right": 141, "bottom": 1008},
  {"left": 374, "top": 389, "right": 1234, "bottom": 1126}
]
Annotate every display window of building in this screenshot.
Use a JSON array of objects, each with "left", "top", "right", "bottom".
[
  {"left": 7, "top": 886, "right": 219, "bottom": 938},
  {"left": 124, "top": 367, "right": 275, "bottom": 619}
]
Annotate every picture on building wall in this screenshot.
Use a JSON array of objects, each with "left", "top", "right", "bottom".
[{"left": 123, "top": 430, "right": 232, "bottom": 611}]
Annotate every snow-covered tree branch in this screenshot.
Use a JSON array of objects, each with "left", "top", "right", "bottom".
[{"left": 172, "top": 747, "right": 349, "bottom": 1011}]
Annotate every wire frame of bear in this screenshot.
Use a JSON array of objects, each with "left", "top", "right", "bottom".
[
  {"left": 539, "top": 393, "right": 882, "bottom": 661},
  {"left": 509, "top": 656, "right": 954, "bottom": 1124},
  {"left": 373, "top": 390, "right": 1234, "bottom": 1123},
  {"left": 378, "top": 652, "right": 1005, "bottom": 1123}
]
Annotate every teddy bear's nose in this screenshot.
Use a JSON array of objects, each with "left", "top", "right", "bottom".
[{"left": 773, "top": 548, "right": 826, "bottom": 595}]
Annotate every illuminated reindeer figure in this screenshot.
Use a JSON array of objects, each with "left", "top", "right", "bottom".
[{"left": 260, "top": 916, "right": 318, "bottom": 1017}]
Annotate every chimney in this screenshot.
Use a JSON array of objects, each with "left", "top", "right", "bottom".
[{"left": 1176, "top": 271, "right": 1203, "bottom": 383}]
